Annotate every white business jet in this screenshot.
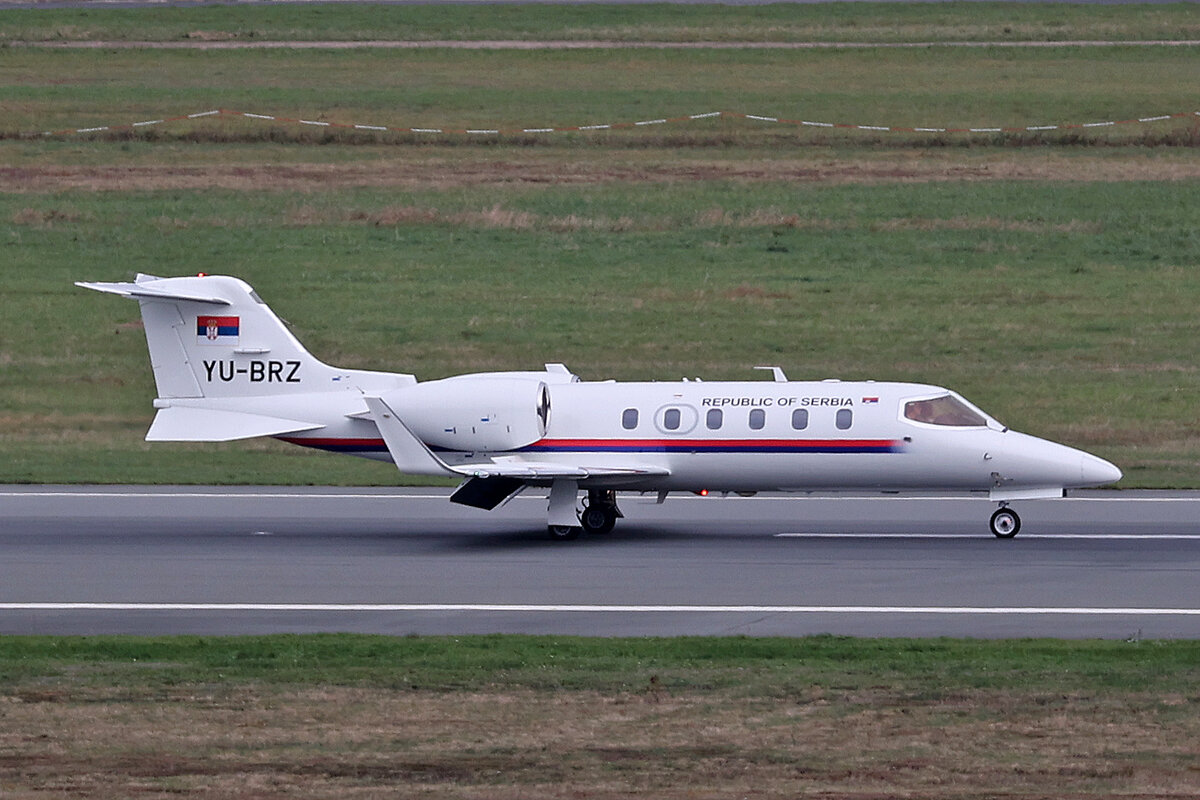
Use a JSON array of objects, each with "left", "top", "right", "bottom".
[{"left": 79, "top": 274, "right": 1121, "bottom": 540}]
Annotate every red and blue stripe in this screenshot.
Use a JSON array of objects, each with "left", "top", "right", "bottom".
[
  {"left": 520, "top": 438, "right": 903, "bottom": 454},
  {"left": 278, "top": 437, "right": 389, "bottom": 454},
  {"left": 278, "top": 436, "right": 904, "bottom": 455}
]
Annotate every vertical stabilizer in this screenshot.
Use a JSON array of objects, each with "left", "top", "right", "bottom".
[{"left": 76, "top": 274, "right": 404, "bottom": 400}]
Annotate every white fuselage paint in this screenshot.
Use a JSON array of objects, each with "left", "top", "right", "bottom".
[
  {"left": 276, "top": 378, "right": 1116, "bottom": 496},
  {"left": 76, "top": 275, "right": 1121, "bottom": 514}
]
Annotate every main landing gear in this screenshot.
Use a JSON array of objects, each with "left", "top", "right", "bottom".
[
  {"left": 547, "top": 488, "right": 621, "bottom": 541},
  {"left": 989, "top": 505, "right": 1021, "bottom": 538}
]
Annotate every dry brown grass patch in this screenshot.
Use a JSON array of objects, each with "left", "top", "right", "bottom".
[
  {"left": 10, "top": 207, "right": 85, "bottom": 226},
  {"left": 5, "top": 153, "right": 1200, "bottom": 193},
  {"left": 869, "top": 216, "right": 1104, "bottom": 234},
  {"left": 0, "top": 684, "right": 1197, "bottom": 799}
]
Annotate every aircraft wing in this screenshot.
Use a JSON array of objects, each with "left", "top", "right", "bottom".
[
  {"left": 366, "top": 395, "right": 667, "bottom": 476},
  {"left": 455, "top": 458, "right": 670, "bottom": 481},
  {"left": 446, "top": 462, "right": 670, "bottom": 512}
]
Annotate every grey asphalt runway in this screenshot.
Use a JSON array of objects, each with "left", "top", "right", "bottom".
[
  {"left": 3, "top": 486, "right": 1198, "bottom": 638},
  {"left": 2, "top": 486, "right": 1198, "bottom": 639}
]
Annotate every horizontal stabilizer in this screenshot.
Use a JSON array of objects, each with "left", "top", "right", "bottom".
[
  {"left": 146, "top": 406, "right": 323, "bottom": 442},
  {"left": 75, "top": 280, "right": 230, "bottom": 305}
]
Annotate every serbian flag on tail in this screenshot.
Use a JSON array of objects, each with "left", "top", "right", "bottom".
[{"left": 197, "top": 315, "right": 239, "bottom": 345}]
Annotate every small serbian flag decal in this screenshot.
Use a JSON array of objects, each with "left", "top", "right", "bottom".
[
  {"left": 862, "top": 396, "right": 879, "bottom": 404},
  {"left": 197, "top": 315, "right": 239, "bottom": 345}
]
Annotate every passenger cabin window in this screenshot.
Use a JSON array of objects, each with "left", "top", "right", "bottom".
[
  {"left": 622, "top": 408, "right": 639, "bottom": 430},
  {"left": 663, "top": 408, "right": 681, "bottom": 431},
  {"left": 706, "top": 408, "right": 723, "bottom": 430},
  {"left": 749, "top": 408, "right": 765, "bottom": 430},
  {"left": 904, "top": 395, "right": 987, "bottom": 427},
  {"left": 836, "top": 409, "right": 853, "bottom": 430},
  {"left": 791, "top": 408, "right": 809, "bottom": 430}
]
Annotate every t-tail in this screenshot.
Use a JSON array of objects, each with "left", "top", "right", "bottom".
[{"left": 77, "top": 274, "right": 414, "bottom": 441}]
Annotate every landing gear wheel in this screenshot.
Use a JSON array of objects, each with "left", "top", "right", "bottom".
[
  {"left": 547, "top": 525, "right": 582, "bottom": 542},
  {"left": 989, "top": 508, "right": 1021, "bottom": 539},
  {"left": 580, "top": 504, "right": 617, "bottom": 535}
]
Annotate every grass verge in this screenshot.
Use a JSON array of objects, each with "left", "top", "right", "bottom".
[
  {"left": 1, "top": 635, "right": 1198, "bottom": 798},
  {"left": 3, "top": 2, "right": 1199, "bottom": 44},
  {"left": 3, "top": 46, "right": 1196, "bottom": 146},
  {"left": 3, "top": 179, "right": 1199, "bottom": 485}
]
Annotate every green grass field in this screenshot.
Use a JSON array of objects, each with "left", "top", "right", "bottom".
[
  {"left": 2, "top": 4, "right": 1199, "bottom": 487},
  {"left": 5, "top": 178, "right": 1199, "bottom": 485},
  {"left": 3, "top": 45, "right": 1195, "bottom": 144},
  {"left": 3, "top": 1, "right": 1198, "bottom": 43},
  {"left": 0, "top": 635, "right": 1197, "bottom": 798}
]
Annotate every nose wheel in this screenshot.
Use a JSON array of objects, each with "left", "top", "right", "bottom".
[{"left": 989, "top": 507, "right": 1021, "bottom": 538}]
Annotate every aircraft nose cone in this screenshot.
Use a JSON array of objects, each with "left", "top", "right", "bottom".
[{"left": 1080, "top": 452, "right": 1122, "bottom": 487}]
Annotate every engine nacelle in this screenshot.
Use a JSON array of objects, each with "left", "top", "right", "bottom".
[{"left": 380, "top": 376, "right": 551, "bottom": 452}]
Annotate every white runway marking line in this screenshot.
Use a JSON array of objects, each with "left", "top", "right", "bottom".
[
  {"left": 1, "top": 603, "right": 1198, "bottom": 616},
  {"left": 0, "top": 492, "right": 460, "bottom": 500},
  {"left": 776, "top": 533, "right": 1200, "bottom": 540},
  {"left": 4, "top": 491, "right": 1199, "bottom": 503}
]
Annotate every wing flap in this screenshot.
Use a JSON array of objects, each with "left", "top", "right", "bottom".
[{"left": 450, "top": 476, "right": 526, "bottom": 510}]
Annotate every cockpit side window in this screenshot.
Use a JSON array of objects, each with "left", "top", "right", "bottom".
[{"left": 904, "top": 395, "right": 987, "bottom": 427}]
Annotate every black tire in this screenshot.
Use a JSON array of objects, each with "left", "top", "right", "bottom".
[
  {"left": 547, "top": 525, "right": 582, "bottom": 541},
  {"left": 989, "top": 508, "right": 1021, "bottom": 539},
  {"left": 580, "top": 504, "right": 617, "bottom": 535}
]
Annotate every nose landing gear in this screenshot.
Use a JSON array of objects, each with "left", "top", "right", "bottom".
[{"left": 989, "top": 506, "right": 1021, "bottom": 538}]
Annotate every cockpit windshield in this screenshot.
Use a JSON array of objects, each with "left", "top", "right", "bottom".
[{"left": 904, "top": 394, "right": 988, "bottom": 427}]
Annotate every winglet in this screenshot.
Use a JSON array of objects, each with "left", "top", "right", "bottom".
[{"left": 363, "top": 396, "right": 460, "bottom": 477}]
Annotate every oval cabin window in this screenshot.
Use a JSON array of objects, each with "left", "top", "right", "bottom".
[{"left": 622, "top": 408, "right": 639, "bottom": 430}]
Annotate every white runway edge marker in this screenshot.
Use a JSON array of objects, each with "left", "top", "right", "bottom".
[
  {"left": 34, "top": 107, "right": 1200, "bottom": 139},
  {"left": 1, "top": 604, "right": 1199, "bottom": 615}
]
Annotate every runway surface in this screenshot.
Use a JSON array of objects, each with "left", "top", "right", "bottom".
[{"left": 2, "top": 486, "right": 1198, "bottom": 638}]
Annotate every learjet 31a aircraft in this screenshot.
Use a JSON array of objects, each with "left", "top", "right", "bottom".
[{"left": 79, "top": 274, "right": 1122, "bottom": 539}]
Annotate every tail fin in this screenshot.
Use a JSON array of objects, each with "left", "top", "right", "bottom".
[
  {"left": 78, "top": 273, "right": 345, "bottom": 400},
  {"left": 79, "top": 274, "right": 414, "bottom": 442}
]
